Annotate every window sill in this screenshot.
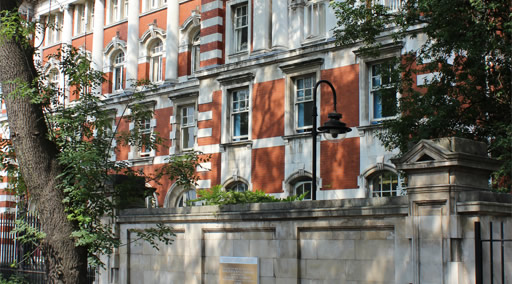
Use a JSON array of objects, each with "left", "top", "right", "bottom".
[
  {"left": 43, "top": 42, "right": 62, "bottom": 50},
  {"left": 104, "top": 19, "right": 128, "bottom": 29},
  {"left": 129, "top": 156, "right": 154, "bottom": 166},
  {"left": 283, "top": 132, "right": 312, "bottom": 143},
  {"left": 228, "top": 50, "right": 249, "bottom": 62},
  {"left": 220, "top": 140, "right": 252, "bottom": 150},
  {"left": 140, "top": 6, "right": 167, "bottom": 17},
  {"left": 72, "top": 31, "right": 93, "bottom": 40},
  {"left": 301, "top": 36, "right": 327, "bottom": 46}
]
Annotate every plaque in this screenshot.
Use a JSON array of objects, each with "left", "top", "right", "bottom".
[{"left": 219, "top": 256, "right": 258, "bottom": 284}]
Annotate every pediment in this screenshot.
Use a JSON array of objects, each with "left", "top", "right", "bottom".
[{"left": 394, "top": 139, "right": 453, "bottom": 165}]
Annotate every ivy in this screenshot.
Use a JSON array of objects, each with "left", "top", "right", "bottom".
[{"left": 189, "top": 185, "right": 308, "bottom": 206}]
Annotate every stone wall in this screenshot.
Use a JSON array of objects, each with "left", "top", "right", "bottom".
[{"left": 102, "top": 138, "right": 512, "bottom": 284}]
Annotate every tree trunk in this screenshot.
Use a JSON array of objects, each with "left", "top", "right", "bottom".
[{"left": 0, "top": 1, "right": 88, "bottom": 283}]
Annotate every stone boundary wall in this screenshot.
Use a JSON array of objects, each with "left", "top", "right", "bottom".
[{"left": 106, "top": 190, "right": 510, "bottom": 284}]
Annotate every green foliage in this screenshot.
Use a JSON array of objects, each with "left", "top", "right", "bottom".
[
  {"left": 131, "top": 223, "right": 176, "bottom": 251},
  {"left": 159, "top": 151, "right": 212, "bottom": 190},
  {"left": 40, "top": 47, "right": 175, "bottom": 266},
  {"left": 0, "top": 45, "right": 175, "bottom": 267},
  {"left": 189, "top": 185, "right": 307, "bottom": 206},
  {"left": 0, "top": 274, "right": 28, "bottom": 284},
  {"left": 332, "top": 0, "right": 511, "bottom": 191},
  {"left": 0, "top": 9, "right": 35, "bottom": 48}
]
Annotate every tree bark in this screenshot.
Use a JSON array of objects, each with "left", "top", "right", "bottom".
[{"left": 0, "top": 1, "right": 88, "bottom": 283}]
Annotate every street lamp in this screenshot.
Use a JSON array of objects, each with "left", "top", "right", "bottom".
[{"left": 311, "top": 80, "right": 351, "bottom": 200}]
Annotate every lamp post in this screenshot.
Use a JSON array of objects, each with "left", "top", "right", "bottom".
[{"left": 311, "top": 80, "right": 351, "bottom": 200}]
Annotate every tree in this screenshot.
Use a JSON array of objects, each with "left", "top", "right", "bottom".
[
  {"left": 0, "top": 2, "right": 173, "bottom": 283},
  {"left": 331, "top": 0, "right": 511, "bottom": 190}
]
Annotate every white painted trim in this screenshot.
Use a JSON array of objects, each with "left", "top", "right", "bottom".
[
  {"left": 201, "top": 1, "right": 223, "bottom": 13},
  {"left": 197, "top": 179, "right": 211, "bottom": 189},
  {"left": 202, "top": 17, "right": 224, "bottom": 28},
  {"left": 252, "top": 137, "right": 285, "bottom": 149},
  {"left": 200, "top": 49, "right": 223, "bottom": 61},
  {"left": 416, "top": 72, "right": 440, "bottom": 86},
  {"left": 316, "top": 188, "right": 365, "bottom": 200},
  {"left": 198, "top": 111, "right": 213, "bottom": 121},
  {"left": 201, "top": 33, "right": 223, "bottom": 45},
  {"left": 199, "top": 92, "right": 213, "bottom": 104},
  {"left": 196, "top": 144, "right": 222, "bottom": 154},
  {"left": 0, "top": 194, "right": 15, "bottom": 202},
  {"left": 197, "top": 162, "right": 212, "bottom": 172},
  {"left": 197, "top": 128, "right": 212, "bottom": 138}
]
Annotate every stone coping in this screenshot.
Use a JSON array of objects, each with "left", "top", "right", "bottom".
[{"left": 118, "top": 196, "right": 409, "bottom": 223}]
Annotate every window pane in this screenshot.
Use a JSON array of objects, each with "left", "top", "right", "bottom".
[
  {"left": 182, "top": 126, "right": 195, "bottom": 149},
  {"left": 240, "top": 112, "right": 248, "bottom": 136},
  {"left": 373, "top": 90, "right": 383, "bottom": 119}
]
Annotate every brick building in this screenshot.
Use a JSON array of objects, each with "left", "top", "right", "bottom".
[{"left": 4, "top": 0, "right": 413, "bottom": 209}]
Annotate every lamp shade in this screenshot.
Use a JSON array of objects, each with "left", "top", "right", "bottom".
[{"left": 317, "top": 112, "right": 352, "bottom": 140}]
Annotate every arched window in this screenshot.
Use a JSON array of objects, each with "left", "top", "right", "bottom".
[
  {"left": 48, "top": 68, "right": 60, "bottom": 86},
  {"left": 176, "top": 189, "right": 196, "bottom": 207},
  {"left": 149, "top": 40, "right": 164, "bottom": 82},
  {"left": 191, "top": 32, "right": 200, "bottom": 74},
  {"left": 226, "top": 182, "right": 248, "bottom": 192},
  {"left": 112, "top": 51, "right": 125, "bottom": 91},
  {"left": 294, "top": 180, "right": 312, "bottom": 200},
  {"left": 369, "top": 171, "right": 399, "bottom": 197}
]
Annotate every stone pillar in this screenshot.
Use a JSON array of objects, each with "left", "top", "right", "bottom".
[
  {"left": 393, "top": 137, "right": 501, "bottom": 284},
  {"left": 252, "top": 0, "right": 270, "bottom": 53},
  {"left": 92, "top": 0, "right": 105, "bottom": 72},
  {"left": 61, "top": 4, "right": 73, "bottom": 46},
  {"left": 271, "top": 0, "right": 289, "bottom": 49},
  {"left": 126, "top": 0, "right": 140, "bottom": 85},
  {"left": 165, "top": 0, "right": 179, "bottom": 82}
]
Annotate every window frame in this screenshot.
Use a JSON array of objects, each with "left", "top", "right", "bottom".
[
  {"left": 369, "top": 61, "right": 399, "bottom": 122},
  {"left": 294, "top": 75, "right": 315, "bottom": 133},
  {"left": 368, "top": 170, "right": 400, "bottom": 197},
  {"left": 138, "top": 118, "right": 153, "bottom": 158},
  {"left": 112, "top": 51, "right": 125, "bottom": 92},
  {"left": 233, "top": 4, "right": 249, "bottom": 53},
  {"left": 294, "top": 180, "right": 312, "bottom": 200},
  {"left": 226, "top": 182, "right": 248, "bottom": 193},
  {"left": 191, "top": 31, "right": 201, "bottom": 74},
  {"left": 303, "top": 0, "right": 327, "bottom": 41},
  {"left": 46, "top": 13, "right": 62, "bottom": 45},
  {"left": 179, "top": 104, "right": 196, "bottom": 151},
  {"left": 109, "top": 0, "right": 128, "bottom": 24},
  {"left": 225, "top": 0, "right": 252, "bottom": 59},
  {"left": 149, "top": 40, "right": 164, "bottom": 83},
  {"left": 230, "top": 88, "right": 250, "bottom": 142}
]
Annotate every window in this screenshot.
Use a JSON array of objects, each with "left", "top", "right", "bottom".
[
  {"left": 75, "top": 0, "right": 94, "bottom": 35},
  {"left": 180, "top": 105, "right": 196, "bottom": 150},
  {"left": 110, "top": 0, "right": 128, "bottom": 23},
  {"left": 149, "top": 40, "right": 164, "bottom": 82},
  {"left": 191, "top": 32, "right": 201, "bottom": 74},
  {"left": 176, "top": 189, "right": 196, "bottom": 207},
  {"left": 226, "top": 182, "right": 248, "bottom": 192},
  {"left": 304, "top": 0, "right": 326, "bottom": 40},
  {"left": 231, "top": 88, "right": 249, "bottom": 141},
  {"left": 370, "top": 62, "right": 397, "bottom": 121},
  {"left": 47, "top": 13, "right": 62, "bottom": 45},
  {"left": 377, "top": 0, "right": 402, "bottom": 12},
  {"left": 233, "top": 4, "right": 248, "bottom": 53},
  {"left": 295, "top": 76, "right": 314, "bottom": 133},
  {"left": 112, "top": 52, "right": 125, "bottom": 91},
  {"left": 48, "top": 68, "right": 60, "bottom": 86},
  {"left": 138, "top": 118, "right": 152, "bottom": 157},
  {"left": 370, "top": 171, "right": 399, "bottom": 197},
  {"left": 294, "top": 181, "right": 312, "bottom": 200}
]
